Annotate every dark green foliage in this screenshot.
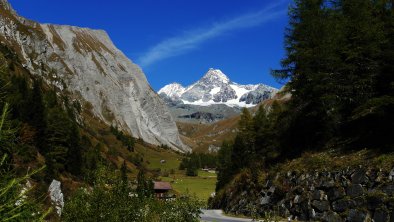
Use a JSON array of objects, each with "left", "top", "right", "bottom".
[
  {"left": 216, "top": 0, "right": 394, "bottom": 194},
  {"left": 179, "top": 153, "right": 217, "bottom": 176},
  {"left": 81, "top": 142, "right": 102, "bottom": 183},
  {"left": 216, "top": 140, "right": 233, "bottom": 191},
  {"left": 186, "top": 164, "right": 198, "bottom": 177},
  {"left": 230, "top": 108, "right": 255, "bottom": 171},
  {"left": 120, "top": 160, "right": 128, "bottom": 189},
  {"left": 0, "top": 154, "right": 50, "bottom": 221},
  {"left": 29, "top": 80, "right": 47, "bottom": 152},
  {"left": 215, "top": 105, "right": 284, "bottom": 191},
  {"left": 272, "top": 0, "right": 394, "bottom": 156},
  {"left": 344, "top": 96, "right": 394, "bottom": 151},
  {"left": 0, "top": 103, "right": 50, "bottom": 220},
  {"left": 0, "top": 48, "right": 86, "bottom": 181},
  {"left": 136, "top": 169, "right": 154, "bottom": 198},
  {"left": 62, "top": 167, "right": 202, "bottom": 222}
]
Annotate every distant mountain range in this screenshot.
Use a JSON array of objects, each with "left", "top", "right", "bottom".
[
  {"left": 158, "top": 68, "right": 278, "bottom": 108},
  {"left": 158, "top": 69, "right": 278, "bottom": 123}
]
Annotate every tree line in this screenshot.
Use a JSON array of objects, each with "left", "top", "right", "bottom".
[
  {"left": 216, "top": 0, "right": 393, "bottom": 192},
  {"left": 179, "top": 153, "right": 217, "bottom": 176}
]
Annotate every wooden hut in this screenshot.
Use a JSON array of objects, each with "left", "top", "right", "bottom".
[{"left": 153, "top": 181, "right": 172, "bottom": 199}]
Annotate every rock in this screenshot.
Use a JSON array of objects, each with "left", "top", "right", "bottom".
[
  {"left": 312, "top": 190, "right": 326, "bottom": 200},
  {"left": 294, "top": 195, "right": 301, "bottom": 204},
  {"left": 319, "top": 178, "right": 336, "bottom": 189},
  {"left": 311, "top": 200, "right": 330, "bottom": 212},
  {"left": 260, "top": 195, "right": 271, "bottom": 205},
  {"left": 340, "top": 175, "right": 351, "bottom": 187},
  {"left": 389, "top": 168, "right": 394, "bottom": 181},
  {"left": 278, "top": 201, "right": 291, "bottom": 218},
  {"left": 354, "top": 196, "right": 367, "bottom": 208},
  {"left": 239, "top": 87, "right": 272, "bottom": 104},
  {"left": 213, "top": 85, "right": 238, "bottom": 103},
  {"left": 367, "top": 194, "right": 384, "bottom": 210},
  {"left": 347, "top": 184, "right": 365, "bottom": 197},
  {"left": 332, "top": 199, "right": 356, "bottom": 212},
  {"left": 268, "top": 186, "right": 275, "bottom": 195},
  {"left": 322, "top": 211, "right": 343, "bottom": 222},
  {"left": 374, "top": 208, "right": 390, "bottom": 222},
  {"left": 347, "top": 209, "right": 371, "bottom": 222},
  {"left": 294, "top": 186, "right": 304, "bottom": 195},
  {"left": 48, "top": 180, "right": 64, "bottom": 216},
  {"left": 208, "top": 145, "right": 221, "bottom": 153},
  {"left": 387, "top": 197, "right": 394, "bottom": 209},
  {"left": 178, "top": 112, "right": 224, "bottom": 123},
  {"left": 382, "top": 185, "right": 394, "bottom": 196},
  {"left": 327, "top": 187, "right": 346, "bottom": 201},
  {"left": 352, "top": 168, "right": 368, "bottom": 184}
]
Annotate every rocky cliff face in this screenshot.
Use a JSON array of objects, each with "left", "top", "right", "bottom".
[{"left": 0, "top": 0, "right": 189, "bottom": 152}]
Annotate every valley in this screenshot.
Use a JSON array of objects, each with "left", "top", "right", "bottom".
[{"left": 1, "top": 0, "right": 393, "bottom": 221}]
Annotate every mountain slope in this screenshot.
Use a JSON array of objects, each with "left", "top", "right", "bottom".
[
  {"left": 159, "top": 68, "right": 278, "bottom": 108},
  {"left": 178, "top": 89, "right": 291, "bottom": 152},
  {"left": 0, "top": 0, "right": 189, "bottom": 152}
]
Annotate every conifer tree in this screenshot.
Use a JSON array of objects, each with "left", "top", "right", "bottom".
[{"left": 29, "top": 80, "right": 47, "bottom": 153}]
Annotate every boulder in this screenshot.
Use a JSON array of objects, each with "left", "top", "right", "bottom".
[
  {"left": 322, "top": 211, "right": 343, "bottom": 222},
  {"left": 367, "top": 194, "right": 385, "bottom": 210},
  {"left": 311, "top": 200, "right": 330, "bottom": 212},
  {"left": 347, "top": 209, "right": 371, "bottom": 222},
  {"left": 333, "top": 199, "right": 356, "bottom": 212},
  {"left": 294, "top": 195, "right": 301, "bottom": 204},
  {"left": 319, "top": 178, "right": 336, "bottom": 189},
  {"left": 373, "top": 208, "right": 390, "bottom": 222},
  {"left": 389, "top": 168, "right": 394, "bottom": 181},
  {"left": 352, "top": 168, "right": 368, "bottom": 184},
  {"left": 312, "top": 190, "right": 326, "bottom": 200},
  {"left": 354, "top": 196, "right": 367, "bottom": 208},
  {"left": 260, "top": 195, "right": 270, "bottom": 205},
  {"left": 48, "top": 180, "right": 64, "bottom": 216},
  {"left": 327, "top": 187, "right": 346, "bottom": 201},
  {"left": 383, "top": 185, "right": 394, "bottom": 196},
  {"left": 347, "top": 184, "right": 365, "bottom": 197}
]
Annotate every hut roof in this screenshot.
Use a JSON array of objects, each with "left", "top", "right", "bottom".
[{"left": 153, "top": 181, "right": 172, "bottom": 190}]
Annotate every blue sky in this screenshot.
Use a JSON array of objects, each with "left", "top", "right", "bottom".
[{"left": 9, "top": 0, "right": 290, "bottom": 90}]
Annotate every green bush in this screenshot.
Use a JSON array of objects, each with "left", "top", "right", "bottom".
[{"left": 62, "top": 168, "right": 202, "bottom": 222}]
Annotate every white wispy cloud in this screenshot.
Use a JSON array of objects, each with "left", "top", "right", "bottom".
[{"left": 138, "top": 1, "right": 288, "bottom": 67}]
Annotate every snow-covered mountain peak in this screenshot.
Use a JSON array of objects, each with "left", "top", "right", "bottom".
[
  {"left": 201, "top": 68, "right": 230, "bottom": 85},
  {"left": 159, "top": 69, "right": 279, "bottom": 108},
  {"left": 158, "top": 83, "right": 185, "bottom": 98}
]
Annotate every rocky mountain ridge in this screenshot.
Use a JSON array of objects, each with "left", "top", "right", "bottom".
[
  {"left": 0, "top": 0, "right": 189, "bottom": 152},
  {"left": 159, "top": 68, "right": 278, "bottom": 108}
]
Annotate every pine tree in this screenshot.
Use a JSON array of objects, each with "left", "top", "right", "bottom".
[
  {"left": 216, "top": 141, "right": 233, "bottom": 191},
  {"left": 136, "top": 169, "right": 153, "bottom": 198},
  {"left": 29, "top": 80, "right": 47, "bottom": 153},
  {"left": 120, "top": 160, "right": 128, "bottom": 190},
  {"left": 45, "top": 107, "right": 71, "bottom": 179}
]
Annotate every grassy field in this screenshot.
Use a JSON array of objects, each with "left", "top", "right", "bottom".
[
  {"left": 136, "top": 147, "right": 217, "bottom": 202},
  {"left": 161, "top": 170, "right": 217, "bottom": 202},
  {"left": 136, "top": 146, "right": 182, "bottom": 171}
]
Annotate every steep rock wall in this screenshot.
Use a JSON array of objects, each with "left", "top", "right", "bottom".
[{"left": 0, "top": 0, "right": 190, "bottom": 152}]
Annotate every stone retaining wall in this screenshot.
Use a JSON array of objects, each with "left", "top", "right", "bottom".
[{"left": 217, "top": 167, "right": 394, "bottom": 222}]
